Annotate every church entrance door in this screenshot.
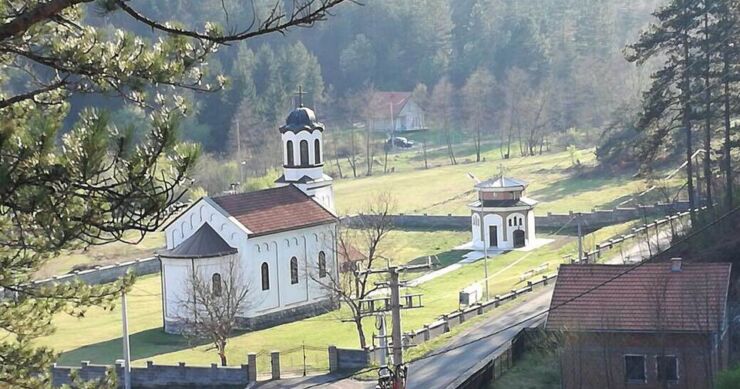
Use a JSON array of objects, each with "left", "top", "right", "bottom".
[
  {"left": 488, "top": 226, "right": 498, "bottom": 247},
  {"left": 513, "top": 229, "right": 525, "bottom": 248}
]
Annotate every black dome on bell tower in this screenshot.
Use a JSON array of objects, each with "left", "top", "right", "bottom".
[{"left": 280, "top": 106, "right": 324, "bottom": 134}]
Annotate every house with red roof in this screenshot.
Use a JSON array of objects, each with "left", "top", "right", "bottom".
[
  {"left": 546, "top": 259, "right": 732, "bottom": 389},
  {"left": 158, "top": 105, "right": 341, "bottom": 333},
  {"left": 369, "top": 91, "right": 426, "bottom": 132}
]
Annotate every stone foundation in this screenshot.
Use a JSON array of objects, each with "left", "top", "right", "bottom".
[{"left": 164, "top": 298, "right": 337, "bottom": 334}]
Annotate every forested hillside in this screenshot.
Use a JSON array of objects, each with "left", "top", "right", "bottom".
[{"left": 70, "top": 0, "right": 667, "bottom": 192}]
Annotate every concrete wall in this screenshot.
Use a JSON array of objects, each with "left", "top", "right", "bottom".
[
  {"left": 52, "top": 360, "right": 249, "bottom": 388},
  {"left": 0, "top": 258, "right": 160, "bottom": 299},
  {"left": 328, "top": 346, "right": 371, "bottom": 372},
  {"left": 343, "top": 202, "right": 691, "bottom": 231}
]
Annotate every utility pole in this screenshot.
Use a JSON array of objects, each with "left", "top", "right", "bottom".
[
  {"left": 376, "top": 314, "right": 388, "bottom": 367},
  {"left": 577, "top": 213, "right": 583, "bottom": 263},
  {"left": 359, "top": 264, "right": 427, "bottom": 389},
  {"left": 121, "top": 290, "right": 131, "bottom": 389},
  {"left": 483, "top": 242, "right": 489, "bottom": 300},
  {"left": 389, "top": 268, "right": 403, "bottom": 368},
  {"left": 236, "top": 118, "right": 243, "bottom": 186}
]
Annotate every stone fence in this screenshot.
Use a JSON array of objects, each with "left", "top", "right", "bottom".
[
  {"left": 0, "top": 257, "right": 160, "bottom": 299},
  {"left": 377, "top": 274, "right": 558, "bottom": 357},
  {"left": 579, "top": 207, "right": 699, "bottom": 263},
  {"left": 343, "top": 201, "right": 691, "bottom": 231},
  {"left": 52, "top": 360, "right": 250, "bottom": 388}
]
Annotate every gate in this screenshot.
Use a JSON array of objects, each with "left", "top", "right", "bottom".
[{"left": 280, "top": 344, "right": 330, "bottom": 377}]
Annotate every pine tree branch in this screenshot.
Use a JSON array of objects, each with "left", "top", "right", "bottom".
[{"left": 0, "top": 0, "right": 94, "bottom": 41}]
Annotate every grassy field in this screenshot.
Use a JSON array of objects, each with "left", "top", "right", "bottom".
[
  {"left": 37, "top": 221, "right": 635, "bottom": 370},
  {"left": 38, "top": 144, "right": 670, "bottom": 277},
  {"left": 333, "top": 147, "right": 659, "bottom": 216}
]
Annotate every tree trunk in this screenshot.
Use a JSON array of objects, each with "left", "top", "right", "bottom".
[
  {"left": 444, "top": 124, "right": 456, "bottom": 165},
  {"left": 681, "top": 15, "right": 697, "bottom": 224},
  {"left": 355, "top": 318, "right": 367, "bottom": 349},
  {"left": 475, "top": 123, "right": 481, "bottom": 162},
  {"left": 422, "top": 134, "right": 428, "bottom": 169},
  {"left": 365, "top": 125, "right": 372, "bottom": 176},
  {"left": 722, "top": 41, "right": 733, "bottom": 209},
  {"left": 703, "top": 10, "right": 713, "bottom": 207}
]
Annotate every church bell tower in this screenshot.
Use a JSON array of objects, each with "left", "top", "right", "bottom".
[{"left": 275, "top": 92, "right": 335, "bottom": 213}]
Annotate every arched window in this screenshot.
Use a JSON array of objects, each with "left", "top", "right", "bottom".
[
  {"left": 261, "top": 263, "right": 270, "bottom": 290},
  {"left": 314, "top": 139, "right": 321, "bottom": 164},
  {"left": 290, "top": 257, "right": 299, "bottom": 284},
  {"left": 318, "top": 251, "right": 327, "bottom": 278},
  {"left": 519, "top": 217, "right": 523, "bottom": 225},
  {"left": 299, "top": 140, "right": 309, "bottom": 166},
  {"left": 212, "top": 273, "right": 222, "bottom": 296},
  {"left": 286, "top": 140, "right": 294, "bottom": 166},
  {"left": 508, "top": 219, "right": 512, "bottom": 227}
]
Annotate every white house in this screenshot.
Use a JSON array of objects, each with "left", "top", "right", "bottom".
[
  {"left": 468, "top": 176, "right": 537, "bottom": 251},
  {"left": 369, "top": 91, "right": 425, "bottom": 132},
  {"left": 158, "top": 105, "right": 339, "bottom": 334}
]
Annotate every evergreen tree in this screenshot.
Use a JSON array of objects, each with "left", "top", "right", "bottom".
[
  {"left": 0, "top": 1, "right": 347, "bottom": 386},
  {"left": 627, "top": 0, "right": 703, "bottom": 221}
]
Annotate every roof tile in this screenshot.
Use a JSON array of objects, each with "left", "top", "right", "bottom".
[
  {"left": 546, "top": 262, "right": 731, "bottom": 333},
  {"left": 212, "top": 185, "right": 336, "bottom": 237}
]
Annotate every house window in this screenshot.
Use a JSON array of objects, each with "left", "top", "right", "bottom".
[
  {"left": 318, "top": 251, "right": 327, "bottom": 278},
  {"left": 212, "top": 273, "right": 222, "bottom": 297},
  {"left": 519, "top": 217, "right": 523, "bottom": 225},
  {"left": 286, "top": 140, "right": 294, "bottom": 166},
  {"left": 290, "top": 256, "right": 299, "bottom": 284},
  {"left": 625, "top": 355, "right": 646, "bottom": 383},
  {"left": 657, "top": 355, "right": 678, "bottom": 382},
  {"left": 299, "top": 140, "right": 309, "bottom": 166},
  {"left": 508, "top": 219, "right": 512, "bottom": 227},
  {"left": 261, "top": 263, "right": 270, "bottom": 290},
  {"left": 314, "top": 139, "right": 321, "bottom": 164}
]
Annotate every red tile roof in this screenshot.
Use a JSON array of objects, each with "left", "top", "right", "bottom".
[
  {"left": 211, "top": 185, "right": 336, "bottom": 237},
  {"left": 371, "top": 91, "right": 412, "bottom": 116},
  {"left": 546, "top": 262, "right": 731, "bottom": 333}
]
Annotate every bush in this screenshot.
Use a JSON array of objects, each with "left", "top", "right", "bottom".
[{"left": 716, "top": 365, "right": 740, "bottom": 389}]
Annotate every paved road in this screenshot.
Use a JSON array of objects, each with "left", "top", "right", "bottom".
[
  {"left": 405, "top": 289, "right": 552, "bottom": 389},
  {"left": 257, "top": 227, "right": 674, "bottom": 389}
]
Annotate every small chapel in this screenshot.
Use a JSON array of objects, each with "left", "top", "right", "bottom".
[
  {"left": 158, "top": 103, "right": 339, "bottom": 334},
  {"left": 468, "top": 175, "right": 537, "bottom": 250}
]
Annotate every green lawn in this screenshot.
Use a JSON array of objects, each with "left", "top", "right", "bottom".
[
  {"left": 333, "top": 147, "right": 666, "bottom": 216},
  {"left": 37, "top": 141, "right": 673, "bottom": 277},
  {"left": 38, "top": 222, "right": 634, "bottom": 369}
]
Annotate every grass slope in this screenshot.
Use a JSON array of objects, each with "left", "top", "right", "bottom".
[{"left": 39, "top": 222, "right": 634, "bottom": 369}]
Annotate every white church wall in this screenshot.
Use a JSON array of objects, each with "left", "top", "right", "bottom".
[
  {"left": 471, "top": 214, "right": 482, "bottom": 247},
  {"left": 527, "top": 210, "right": 536, "bottom": 243},
  {"left": 282, "top": 129, "right": 323, "bottom": 171},
  {"left": 164, "top": 199, "right": 246, "bottom": 250},
  {"left": 483, "top": 214, "right": 506, "bottom": 249},
  {"left": 247, "top": 223, "right": 336, "bottom": 317},
  {"left": 506, "top": 212, "right": 527, "bottom": 245}
]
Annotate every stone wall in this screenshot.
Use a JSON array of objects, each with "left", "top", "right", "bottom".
[
  {"left": 165, "top": 298, "right": 337, "bottom": 334},
  {"left": 343, "top": 201, "right": 691, "bottom": 231},
  {"left": 1, "top": 257, "right": 160, "bottom": 299},
  {"left": 328, "top": 346, "right": 371, "bottom": 372},
  {"left": 52, "top": 360, "right": 249, "bottom": 388}
]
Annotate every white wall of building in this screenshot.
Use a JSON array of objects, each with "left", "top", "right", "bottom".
[{"left": 162, "top": 199, "right": 337, "bottom": 325}]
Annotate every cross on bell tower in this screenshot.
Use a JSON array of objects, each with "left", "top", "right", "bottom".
[{"left": 294, "top": 85, "right": 306, "bottom": 108}]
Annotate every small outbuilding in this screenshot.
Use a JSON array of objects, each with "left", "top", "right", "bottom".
[
  {"left": 547, "top": 259, "right": 732, "bottom": 389},
  {"left": 468, "top": 176, "right": 537, "bottom": 250}
]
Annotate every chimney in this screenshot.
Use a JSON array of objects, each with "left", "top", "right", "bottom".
[{"left": 670, "top": 257, "right": 682, "bottom": 272}]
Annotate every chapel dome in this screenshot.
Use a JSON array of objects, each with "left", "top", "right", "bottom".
[{"left": 280, "top": 106, "right": 324, "bottom": 134}]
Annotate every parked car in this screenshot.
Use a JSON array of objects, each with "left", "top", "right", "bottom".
[{"left": 386, "top": 136, "right": 414, "bottom": 148}]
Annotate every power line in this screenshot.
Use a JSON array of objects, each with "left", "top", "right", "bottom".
[{"left": 304, "top": 204, "right": 738, "bottom": 387}]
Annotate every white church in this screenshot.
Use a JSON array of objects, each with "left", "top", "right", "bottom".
[
  {"left": 158, "top": 104, "right": 339, "bottom": 334},
  {"left": 468, "top": 176, "right": 538, "bottom": 250}
]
